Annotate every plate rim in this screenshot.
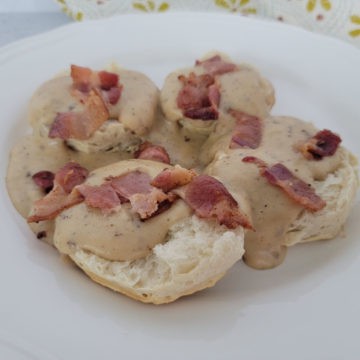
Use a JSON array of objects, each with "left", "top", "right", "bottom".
[{"left": 1, "top": 12, "right": 360, "bottom": 62}]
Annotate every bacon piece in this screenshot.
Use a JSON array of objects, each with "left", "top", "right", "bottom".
[
  {"left": 177, "top": 72, "right": 220, "bottom": 120},
  {"left": 97, "top": 71, "right": 119, "bottom": 90},
  {"left": 54, "top": 162, "right": 89, "bottom": 193},
  {"left": 134, "top": 142, "right": 171, "bottom": 164},
  {"left": 299, "top": 129, "right": 341, "bottom": 160},
  {"left": 183, "top": 175, "right": 252, "bottom": 229},
  {"left": 129, "top": 188, "right": 169, "bottom": 220},
  {"left": 71, "top": 65, "right": 119, "bottom": 91},
  {"left": 195, "top": 55, "right": 237, "bottom": 76},
  {"left": 27, "top": 162, "right": 88, "bottom": 223},
  {"left": 55, "top": 170, "right": 168, "bottom": 219},
  {"left": 208, "top": 84, "right": 220, "bottom": 108},
  {"left": 228, "top": 109, "right": 262, "bottom": 149},
  {"left": 32, "top": 171, "right": 55, "bottom": 193},
  {"left": 151, "top": 166, "right": 197, "bottom": 192},
  {"left": 109, "top": 171, "right": 154, "bottom": 200},
  {"left": 147, "top": 199, "right": 174, "bottom": 219},
  {"left": 71, "top": 65, "right": 123, "bottom": 106},
  {"left": 28, "top": 166, "right": 175, "bottom": 221},
  {"left": 242, "top": 156, "right": 326, "bottom": 212},
  {"left": 103, "top": 86, "right": 122, "bottom": 105},
  {"left": 184, "top": 106, "right": 218, "bottom": 121},
  {"left": 109, "top": 171, "right": 177, "bottom": 219},
  {"left": 70, "top": 65, "right": 93, "bottom": 92},
  {"left": 77, "top": 183, "right": 121, "bottom": 213},
  {"left": 242, "top": 156, "right": 267, "bottom": 168},
  {"left": 27, "top": 186, "right": 84, "bottom": 223},
  {"left": 49, "top": 90, "right": 110, "bottom": 140}
]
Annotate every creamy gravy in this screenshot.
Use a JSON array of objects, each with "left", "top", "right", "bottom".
[
  {"left": 6, "top": 109, "right": 206, "bottom": 250},
  {"left": 6, "top": 56, "right": 346, "bottom": 269},
  {"left": 160, "top": 58, "right": 275, "bottom": 136},
  {"left": 6, "top": 135, "right": 131, "bottom": 244},
  {"left": 54, "top": 160, "right": 191, "bottom": 261},
  {"left": 28, "top": 69, "right": 158, "bottom": 153},
  {"left": 147, "top": 109, "right": 208, "bottom": 170},
  {"left": 205, "top": 116, "right": 343, "bottom": 269}
]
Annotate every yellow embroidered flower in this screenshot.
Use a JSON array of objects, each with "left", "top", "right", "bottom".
[
  {"left": 306, "top": 0, "right": 331, "bottom": 12},
  {"left": 57, "top": 0, "right": 83, "bottom": 21},
  {"left": 349, "top": 15, "right": 360, "bottom": 38},
  {"left": 215, "top": 0, "right": 257, "bottom": 15},
  {"left": 133, "top": 1, "right": 169, "bottom": 12}
]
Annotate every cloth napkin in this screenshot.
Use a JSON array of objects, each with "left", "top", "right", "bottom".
[{"left": 56, "top": 0, "right": 360, "bottom": 48}]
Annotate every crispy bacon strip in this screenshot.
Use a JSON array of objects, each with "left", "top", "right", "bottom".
[
  {"left": 27, "top": 186, "right": 84, "bottom": 223},
  {"left": 103, "top": 86, "right": 122, "bottom": 105},
  {"left": 77, "top": 183, "right": 122, "bottom": 213},
  {"left": 228, "top": 109, "right": 262, "bottom": 149},
  {"left": 134, "top": 142, "right": 171, "bottom": 164},
  {"left": 151, "top": 166, "right": 197, "bottom": 192},
  {"left": 152, "top": 168, "right": 251, "bottom": 229},
  {"left": 108, "top": 171, "right": 172, "bottom": 219},
  {"left": 49, "top": 90, "right": 109, "bottom": 140},
  {"left": 28, "top": 165, "right": 177, "bottom": 221},
  {"left": 183, "top": 175, "right": 253, "bottom": 230},
  {"left": 71, "top": 65, "right": 123, "bottom": 107},
  {"left": 109, "top": 171, "right": 154, "bottom": 199},
  {"left": 177, "top": 72, "right": 220, "bottom": 120},
  {"left": 195, "top": 55, "right": 237, "bottom": 76},
  {"left": 55, "top": 162, "right": 89, "bottom": 193},
  {"left": 129, "top": 189, "right": 169, "bottom": 220},
  {"left": 70, "top": 65, "right": 93, "bottom": 92},
  {"left": 299, "top": 129, "right": 341, "bottom": 160},
  {"left": 97, "top": 70, "right": 119, "bottom": 90},
  {"left": 77, "top": 174, "right": 166, "bottom": 217},
  {"left": 49, "top": 65, "right": 122, "bottom": 141},
  {"left": 32, "top": 171, "right": 55, "bottom": 193},
  {"left": 242, "top": 156, "right": 326, "bottom": 211},
  {"left": 27, "top": 162, "right": 88, "bottom": 223}
]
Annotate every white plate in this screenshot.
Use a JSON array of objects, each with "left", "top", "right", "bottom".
[{"left": 1, "top": 13, "right": 359, "bottom": 360}]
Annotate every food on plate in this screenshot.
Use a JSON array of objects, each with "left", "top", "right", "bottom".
[
  {"left": 70, "top": 213, "right": 244, "bottom": 304},
  {"left": 134, "top": 141, "right": 171, "bottom": 164},
  {"left": 6, "top": 134, "right": 132, "bottom": 244},
  {"left": 29, "top": 64, "right": 158, "bottom": 153},
  {"left": 146, "top": 110, "right": 209, "bottom": 169},
  {"left": 204, "top": 115, "right": 358, "bottom": 269},
  {"left": 160, "top": 52, "right": 275, "bottom": 136},
  {"left": 6, "top": 52, "right": 359, "bottom": 304},
  {"left": 30, "top": 159, "right": 247, "bottom": 304}
]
